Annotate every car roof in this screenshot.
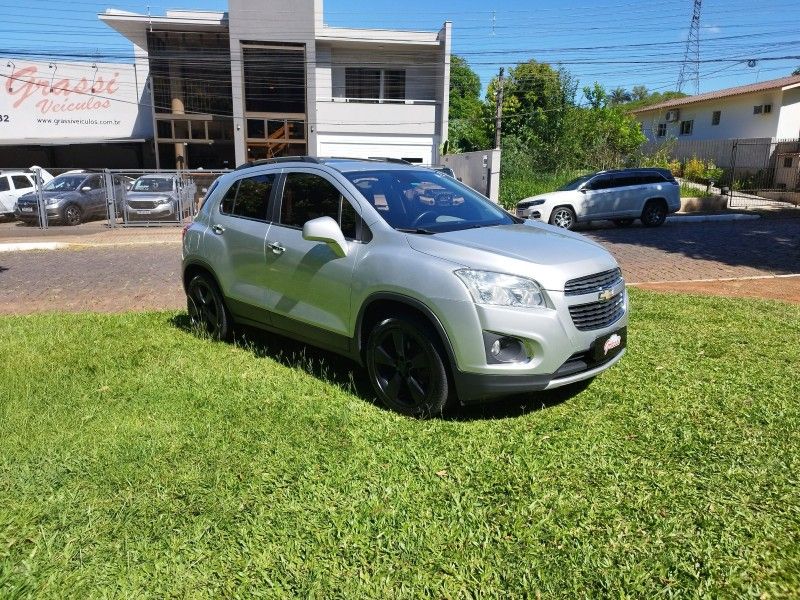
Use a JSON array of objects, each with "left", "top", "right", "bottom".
[
  {"left": 234, "top": 156, "right": 430, "bottom": 175},
  {"left": 594, "top": 167, "right": 672, "bottom": 176},
  {"left": 134, "top": 173, "right": 174, "bottom": 179}
]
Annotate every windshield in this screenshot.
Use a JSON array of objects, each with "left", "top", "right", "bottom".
[
  {"left": 132, "top": 177, "right": 174, "bottom": 192},
  {"left": 43, "top": 175, "right": 85, "bottom": 192},
  {"left": 344, "top": 169, "right": 515, "bottom": 233},
  {"left": 558, "top": 174, "right": 594, "bottom": 191}
]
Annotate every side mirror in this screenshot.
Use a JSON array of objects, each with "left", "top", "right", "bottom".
[
  {"left": 81, "top": 186, "right": 92, "bottom": 192},
  {"left": 579, "top": 186, "right": 588, "bottom": 193},
  {"left": 302, "top": 216, "right": 348, "bottom": 258}
]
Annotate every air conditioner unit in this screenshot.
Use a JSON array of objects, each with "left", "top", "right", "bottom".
[{"left": 665, "top": 109, "right": 680, "bottom": 122}]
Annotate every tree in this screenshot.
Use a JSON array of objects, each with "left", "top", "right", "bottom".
[
  {"left": 793, "top": 66, "right": 800, "bottom": 76},
  {"left": 446, "top": 55, "right": 490, "bottom": 152},
  {"left": 631, "top": 85, "right": 649, "bottom": 101},
  {"left": 609, "top": 87, "right": 632, "bottom": 105},
  {"left": 625, "top": 90, "right": 688, "bottom": 111}
]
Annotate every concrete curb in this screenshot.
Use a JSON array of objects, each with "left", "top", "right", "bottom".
[
  {"left": 0, "top": 242, "right": 69, "bottom": 253},
  {"left": 667, "top": 213, "right": 761, "bottom": 223}
]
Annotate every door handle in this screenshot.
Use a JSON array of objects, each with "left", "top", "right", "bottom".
[
  {"left": 211, "top": 224, "right": 225, "bottom": 235},
  {"left": 267, "top": 241, "right": 286, "bottom": 255}
]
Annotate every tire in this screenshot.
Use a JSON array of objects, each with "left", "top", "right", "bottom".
[
  {"left": 62, "top": 204, "right": 82, "bottom": 226},
  {"left": 613, "top": 218, "right": 635, "bottom": 227},
  {"left": 186, "top": 273, "right": 232, "bottom": 341},
  {"left": 641, "top": 200, "right": 667, "bottom": 227},
  {"left": 365, "top": 316, "right": 451, "bottom": 417},
  {"left": 549, "top": 206, "right": 576, "bottom": 230}
]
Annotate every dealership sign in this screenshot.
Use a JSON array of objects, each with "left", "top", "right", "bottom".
[{"left": 1, "top": 59, "right": 150, "bottom": 141}]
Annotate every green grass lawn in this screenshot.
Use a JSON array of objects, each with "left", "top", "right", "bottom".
[{"left": 1, "top": 290, "right": 799, "bottom": 598}]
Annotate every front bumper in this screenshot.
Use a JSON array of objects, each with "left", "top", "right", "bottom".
[
  {"left": 454, "top": 348, "right": 626, "bottom": 403},
  {"left": 14, "top": 204, "right": 62, "bottom": 221},
  {"left": 125, "top": 203, "right": 177, "bottom": 220},
  {"left": 433, "top": 287, "right": 628, "bottom": 404}
]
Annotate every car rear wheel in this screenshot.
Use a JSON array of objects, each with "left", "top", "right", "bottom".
[
  {"left": 641, "top": 200, "right": 667, "bottom": 227},
  {"left": 187, "top": 273, "right": 232, "bottom": 341},
  {"left": 613, "top": 218, "right": 635, "bottom": 227},
  {"left": 549, "top": 206, "right": 576, "bottom": 230},
  {"left": 366, "top": 316, "right": 451, "bottom": 417},
  {"left": 63, "top": 204, "right": 82, "bottom": 226}
]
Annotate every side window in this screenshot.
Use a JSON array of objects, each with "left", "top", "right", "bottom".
[
  {"left": 219, "top": 174, "right": 274, "bottom": 221},
  {"left": 0, "top": 177, "right": 9, "bottom": 192},
  {"left": 588, "top": 175, "right": 613, "bottom": 190},
  {"left": 11, "top": 176, "right": 33, "bottom": 190},
  {"left": 280, "top": 172, "right": 341, "bottom": 228},
  {"left": 85, "top": 175, "right": 103, "bottom": 190},
  {"left": 640, "top": 173, "right": 664, "bottom": 185},
  {"left": 614, "top": 174, "right": 642, "bottom": 187}
]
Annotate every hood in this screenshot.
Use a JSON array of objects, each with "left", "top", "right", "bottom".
[
  {"left": 17, "top": 190, "right": 75, "bottom": 203},
  {"left": 405, "top": 222, "right": 618, "bottom": 291},
  {"left": 518, "top": 190, "right": 576, "bottom": 206}
]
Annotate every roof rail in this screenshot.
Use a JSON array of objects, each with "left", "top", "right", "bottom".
[{"left": 235, "top": 156, "right": 321, "bottom": 170}]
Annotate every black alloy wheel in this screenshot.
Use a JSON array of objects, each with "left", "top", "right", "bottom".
[
  {"left": 366, "top": 317, "right": 450, "bottom": 417},
  {"left": 641, "top": 200, "right": 668, "bottom": 227},
  {"left": 187, "top": 273, "right": 231, "bottom": 341},
  {"left": 62, "top": 204, "right": 82, "bottom": 226}
]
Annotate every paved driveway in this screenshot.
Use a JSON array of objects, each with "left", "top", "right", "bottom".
[{"left": 0, "top": 218, "right": 798, "bottom": 314}]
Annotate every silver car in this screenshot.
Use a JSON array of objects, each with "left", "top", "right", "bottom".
[
  {"left": 182, "top": 158, "right": 628, "bottom": 416},
  {"left": 125, "top": 174, "right": 193, "bottom": 222}
]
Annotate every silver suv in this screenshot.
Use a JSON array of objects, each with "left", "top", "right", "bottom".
[{"left": 182, "top": 158, "right": 628, "bottom": 416}]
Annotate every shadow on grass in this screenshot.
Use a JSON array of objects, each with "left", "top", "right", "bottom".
[{"left": 170, "top": 314, "right": 585, "bottom": 421}]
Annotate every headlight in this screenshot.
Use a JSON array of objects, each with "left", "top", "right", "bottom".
[
  {"left": 455, "top": 269, "right": 545, "bottom": 308},
  {"left": 45, "top": 197, "right": 62, "bottom": 206},
  {"left": 518, "top": 199, "right": 546, "bottom": 209},
  {"left": 158, "top": 197, "right": 173, "bottom": 205}
]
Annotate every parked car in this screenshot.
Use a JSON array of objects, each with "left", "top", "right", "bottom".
[
  {"left": 516, "top": 168, "right": 680, "bottom": 229},
  {"left": 125, "top": 174, "right": 193, "bottom": 222},
  {"left": 183, "top": 157, "right": 628, "bottom": 416},
  {"left": 0, "top": 167, "right": 53, "bottom": 219},
  {"left": 15, "top": 171, "right": 127, "bottom": 226}
]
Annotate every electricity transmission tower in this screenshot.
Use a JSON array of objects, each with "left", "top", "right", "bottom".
[{"left": 677, "top": 0, "right": 702, "bottom": 94}]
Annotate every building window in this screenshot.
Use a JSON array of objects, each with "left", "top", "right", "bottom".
[
  {"left": 242, "top": 46, "right": 306, "bottom": 114},
  {"left": 764, "top": 104, "right": 772, "bottom": 114},
  {"left": 345, "top": 68, "right": 407, "bottom": 103},
  {"left": 712, "top": 111, "right": 721, "bottom": 126},
  {"left": 784, "top": 156, "right": 794, "bottom": 168},
  {"left": 753, "top": 105, "right": 763, "bottom": 115},
  {"left": 680, "top": 120, "right": 693, "bottom": 135},
  {"left": 656, "top": 123, "right": 667, "bottom": 137}
]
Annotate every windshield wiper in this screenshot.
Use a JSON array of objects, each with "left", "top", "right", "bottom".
[{"left": 396, "top": 227, "right": 436, "bottom": 235}]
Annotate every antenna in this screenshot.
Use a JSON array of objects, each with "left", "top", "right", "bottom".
[{"left": 677, "top": 0, "right": 702, "bottom": 94}]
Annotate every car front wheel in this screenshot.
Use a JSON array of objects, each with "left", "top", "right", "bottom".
[
  {"left": 549, "top": 206, "right": 576, "bottom": 230},
  {"left": 62, "top": 204, "right": 82, "bottom": 226},
  {"left": 366, "top": 316, "right": 451, "bottom": 417}
]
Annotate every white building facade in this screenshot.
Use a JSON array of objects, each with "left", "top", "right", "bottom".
[
  {"left": 633, "top": 75, "right": 800, "bottom": 143},
  {"left": 100, "top": 0, "right": 451, "bottom": 170}
]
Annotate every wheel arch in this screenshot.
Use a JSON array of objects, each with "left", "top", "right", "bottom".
[
  {"left": 182, "top": 259, "right": 223, "bottom": 295},
  {"left": 355, "top": 293, "right": 458, "bottom": 370}
]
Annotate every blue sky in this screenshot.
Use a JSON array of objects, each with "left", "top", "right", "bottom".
[{"left": 3, "top": 0, "right": 798, "bottom": 100}]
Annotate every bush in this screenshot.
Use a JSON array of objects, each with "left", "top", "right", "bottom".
[
  {"left": 683, "top": 157, "right": 723, "bottom": 184},
  {"left": 667, "top": 159, "right": 682, "bottom": 177}
]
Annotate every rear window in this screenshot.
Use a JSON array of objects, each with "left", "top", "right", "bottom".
[{"left": 219, "top": 174, "right": 275, "bottom": 221}]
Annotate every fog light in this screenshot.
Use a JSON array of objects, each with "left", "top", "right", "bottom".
[{"left": 485, "top": 333, "right": 529, "bottom": 364}]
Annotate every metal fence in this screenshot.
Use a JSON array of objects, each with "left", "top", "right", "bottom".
[
  {"left": 3, "top": 167, "right": 229, "bottom": 229},
  {"left": 643, "top": 137, "right": 800, "bottom": 209}
]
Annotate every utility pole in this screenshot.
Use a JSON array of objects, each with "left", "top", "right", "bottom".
[
  {"left": 494, "top": 67, "right": 504, "bottom": 149},
  {"left": 677, "top": 0, "right": 702, "bottom": 94}
]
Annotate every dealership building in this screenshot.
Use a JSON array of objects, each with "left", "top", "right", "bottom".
[{"left": 0, "top": 0, "right": 451, "bottom": 169}]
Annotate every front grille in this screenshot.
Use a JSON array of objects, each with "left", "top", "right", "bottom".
[
  {"left": 128, "top": 199, "right": 162, "bottom": 209},
  {"left": 565, "top": 268, "right": 622, "bottom": 296},
  {"left": 569, "top": 291, "right": 625, "bottom": 331}
]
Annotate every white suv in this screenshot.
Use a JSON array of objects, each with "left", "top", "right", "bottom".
[
  {"left": 516, "top": 168, "right": 681, "bottom": 230},
  {"left": 0, "top": 167, "right": 53, "bottom": 219}
]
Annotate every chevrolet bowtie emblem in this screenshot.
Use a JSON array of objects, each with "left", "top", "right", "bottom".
[{"left": 598, "top": 289, "right": 614, "bottom": 302}]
